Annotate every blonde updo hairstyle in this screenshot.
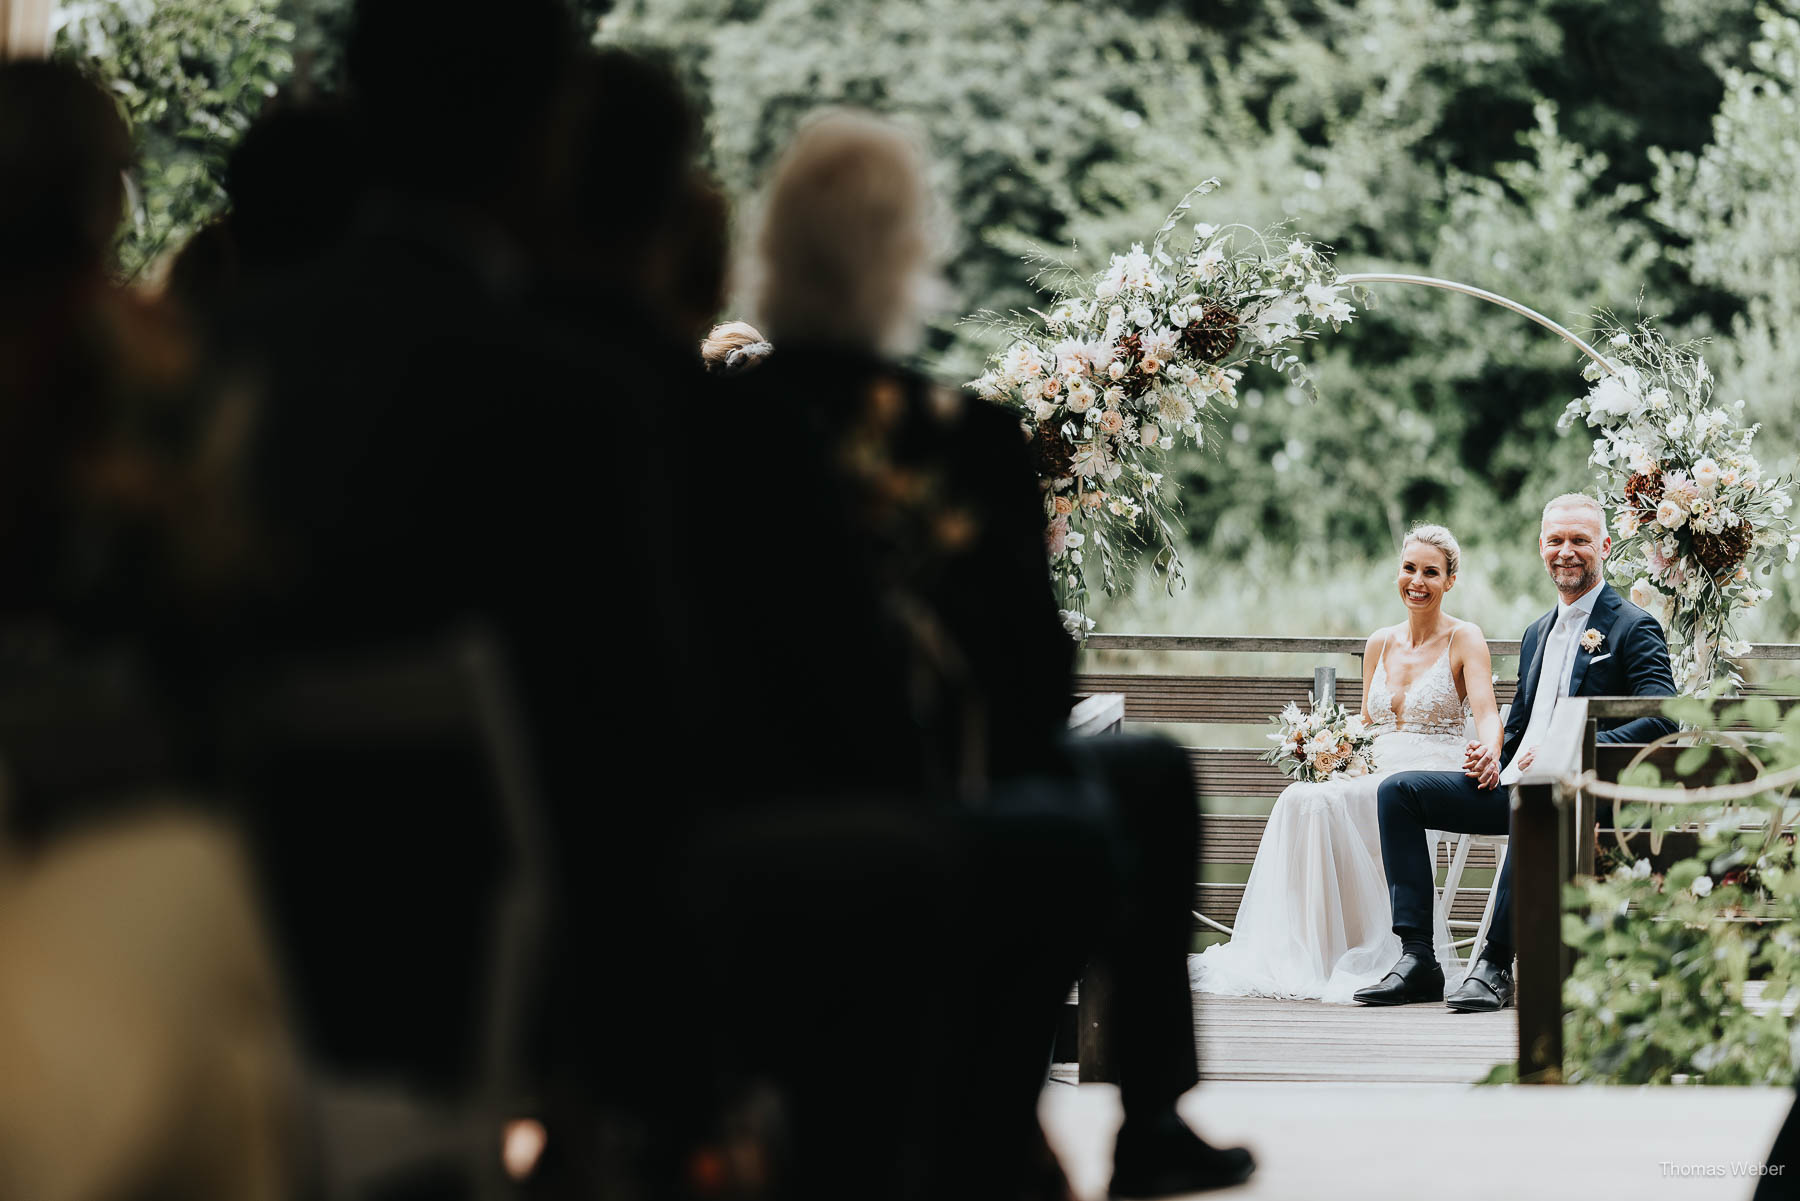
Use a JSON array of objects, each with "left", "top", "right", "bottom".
[
  {"left": 753, "top": 109, "right": 942, "bottom": 354},
  {"left": 1403, "top": 523, "right": 1461, "bottom": 578},
  {"left": 700, "top": 320, "right": 771, "bottom": 374}
]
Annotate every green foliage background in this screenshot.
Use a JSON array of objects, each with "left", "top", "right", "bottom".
[{"left": 52, "top": 0, "right": 1800, "bottom": 643}]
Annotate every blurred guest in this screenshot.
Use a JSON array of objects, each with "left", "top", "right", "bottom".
[
  {"left": 733, "top": 110, "right": 1254, "bottom": 1197},
  {"left": 209, "top": 0, "right": 614, "bottom": 1124},
  {"left": 226, "top": 99, "right": 366, "bottom": 283},
  {"left": 0, "top": 58, "right": 294, "bottom": 1201},
  {"left": 700, "top": 320, "right": 772, "bottom": 375},
  {"left": 163, "top": 218, "right": 241, "bottom": 328},
  {"left": 0, "top": 813, "right": 295, "bottom": 1201}
]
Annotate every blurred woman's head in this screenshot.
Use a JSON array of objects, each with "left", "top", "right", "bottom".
[
  {"left": 0, "top": 60, "right": 132, "bottom": 291},
  {"left": 754, "top": 110, "right": 942, "bottom": 354}
]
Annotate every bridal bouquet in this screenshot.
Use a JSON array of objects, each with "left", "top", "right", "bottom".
[
  {"left": 1563, "top": 319, "right": 1798, "bottom": 691},
  {"left": 1262, "top": 699, "right": 1378, "bottom": 783},
  {"left": 968, "top": 179, "right": 1355, "bottom": 636}
]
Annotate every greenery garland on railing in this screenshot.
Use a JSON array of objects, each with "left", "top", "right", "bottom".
[{"left": 1554, "top": 693, "right": 1800, "bottom": 1086}]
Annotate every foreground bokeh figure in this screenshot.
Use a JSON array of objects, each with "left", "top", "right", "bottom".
[{"left": 728, "top": 108, "right": 1255, "bottom": 1198}]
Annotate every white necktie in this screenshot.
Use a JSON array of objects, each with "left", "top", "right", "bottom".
[{"left": 1501, "top": 608, "right": 1582, "bottom": 785}]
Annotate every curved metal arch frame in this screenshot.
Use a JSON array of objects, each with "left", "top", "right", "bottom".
[{"left": 1336, "top": 272, "right": 1617, "bottom": 377}]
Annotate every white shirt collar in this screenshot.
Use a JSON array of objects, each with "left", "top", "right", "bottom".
[{"left": 1557, "top": 579, "right": 1605, "bottom": 627}]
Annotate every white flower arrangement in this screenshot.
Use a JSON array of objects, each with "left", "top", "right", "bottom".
[
  {"left": 1562, "top": 319, "right": 1796, "bottom": 691},
  {"left": 1261, "top": 697, "right": 1379, "bottom": 783},
  {"left": 969, "top": 179, "right": 1354, "bottom": 631}
]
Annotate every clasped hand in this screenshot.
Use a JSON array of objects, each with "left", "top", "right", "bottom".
[{"left": 1462, "top": 740, "right": 1499, "bottom": 791}]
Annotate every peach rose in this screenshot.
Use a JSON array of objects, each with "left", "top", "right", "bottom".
[
  {"left": 1053, "top": 495, "right": 1074, "bottom": 516},
  {"left": 1098, "top": 410, "right": 1125, "bottom": 434}
]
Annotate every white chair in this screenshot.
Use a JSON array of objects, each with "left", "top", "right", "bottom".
[{"left": 1437, "top": 831, "right": 1508, "bottom": 976}]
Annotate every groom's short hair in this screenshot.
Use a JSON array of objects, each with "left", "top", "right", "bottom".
[{"left": 1542, "top": 492, "right": 1608, "bottom": 536}]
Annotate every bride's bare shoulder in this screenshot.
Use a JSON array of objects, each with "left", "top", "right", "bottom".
[
  {"left": 1448, "top": 619, "right": 1490, "bottom": 656},
  {"left": 1364, "top": 627, "right": 1393, "bottom": 658}
]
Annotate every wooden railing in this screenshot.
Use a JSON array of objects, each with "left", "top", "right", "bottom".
[{"left": 1512, "top": 692, "right": 1800, "bottom": 1083}]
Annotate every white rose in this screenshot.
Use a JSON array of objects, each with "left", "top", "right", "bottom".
[
  {"left": 1140, "top": 423, "right": 1160, "bottom": 446},
  {"left": 1693, "top": 876, "right": 1714, "bottom": 898},
  {"left": 1130, "top": 306, "right": 1154, "bottom": 329},
  {"left": 1033, "top": 399, "right": 1057, "bottom": 422},
  {"left": 1629, "top": 578, "right": 1658, "bottom": 611},
  {"left": 1656, "top": 499, "right": 1687, "bottom": 529},
  {"left": 1694, "top": 457, "right": 1721, "bottom": 493},
  {"left": 1065, "top": 531, "right": 1085, "bottom": 549}
]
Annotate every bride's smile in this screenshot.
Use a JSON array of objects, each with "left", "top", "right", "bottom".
[{"left": 1396, "top": 548, "right": 1453, "bottom": 612}]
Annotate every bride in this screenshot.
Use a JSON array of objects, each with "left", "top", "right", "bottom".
[{"left": 1189, "top": 524, "right": 1503, "bottom": 1003}]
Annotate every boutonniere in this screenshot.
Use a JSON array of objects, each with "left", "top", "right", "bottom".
[{"left": 1580, "top": 628, "right": 1605, "bottom": 653}]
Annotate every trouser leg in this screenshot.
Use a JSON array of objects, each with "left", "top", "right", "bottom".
[
  {"left": 1377, "top": 771, "right": 1511, "bottom": 947},
  {"left": 1068, "top": 734, "right": 1201, "bottom": 1115}
]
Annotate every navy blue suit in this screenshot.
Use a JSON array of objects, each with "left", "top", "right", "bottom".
[{"left": 1376, "top": 582, "right": 1677, "bottom": 959}]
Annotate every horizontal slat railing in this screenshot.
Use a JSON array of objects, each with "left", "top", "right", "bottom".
[
  {"left": 1197, "top": 814, "right": 1502, "bottom": 870},
  {"left": 1084, "top": 633, "right": 1800, "bottom": 660},
  {"left": 1196, "top": 882, "right": 1493, "bottom": 928},
  {"left": 1081, "top": 674, "right": 1522, "bottom": 724},
  {"left": 1085, "top": 634, "right": 1520, "bottom": 656}
]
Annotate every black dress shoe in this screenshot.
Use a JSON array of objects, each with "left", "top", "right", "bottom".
[
  {"left": 1445, "top": 957, "right": 1514, "bottom": 1012},
  {"left": 1351, "top": 951, "right": 1445, "bottom": 1006},
  {"left": 1109, "top": 1113, "right": 1255, "bottom": 1198}
]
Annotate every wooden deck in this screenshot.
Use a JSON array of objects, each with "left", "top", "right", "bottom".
[
  {"left": 1196, "top": 993, "right": 1516, "bottom": 1085},
  {"left": 1040, "top": 1081, "right": 1793, "bottom": 1200},
  {"left": 1057, "top": 992, "right": 1518, "bottom": 1087}
]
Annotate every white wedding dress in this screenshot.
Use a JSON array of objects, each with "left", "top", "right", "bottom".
[{"left": 1188, "top": 644, "right": 1467, "bottom": 1003}]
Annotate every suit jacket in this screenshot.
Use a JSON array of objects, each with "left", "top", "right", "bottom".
[{"left": 1501, "top": 582, "right": 1678, "bottom": 768}]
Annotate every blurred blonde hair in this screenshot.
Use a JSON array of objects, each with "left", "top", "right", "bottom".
[
  {"left": 1403, "top": 523, "right": 1461, "bottom": 577},
  {"left": 753, "top": 109, "right": 942, "bottom": 353},
  {"left": 700, "top": 320, "right": 770, "bottom": 373}
]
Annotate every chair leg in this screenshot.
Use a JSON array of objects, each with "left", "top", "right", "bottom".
[
  {"left": 1469, "top": 841, "right": 1508, "bottom": 973},
  {"left": 1438, "top": 834, "right": 1473, "bottom": 970}
]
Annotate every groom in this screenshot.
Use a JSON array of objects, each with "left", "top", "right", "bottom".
[{"left": 1355, "top": 493, "right": 1678, "bottom": 1011}]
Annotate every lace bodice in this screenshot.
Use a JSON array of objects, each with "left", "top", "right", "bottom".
[{"left": 1365, "top": 641, "right": 1469, "bottom": 737}]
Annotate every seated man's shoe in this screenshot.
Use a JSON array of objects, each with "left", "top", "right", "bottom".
[
  {"left": 1445, "top": 957, "right": 1514, "bottom": 1013},
  {"left": 1351, "top": 951, "right": 1445, "bottom": 1006},
  {"left": 1108, "top": 1112, "right": 1254, "bottom": 1198}
]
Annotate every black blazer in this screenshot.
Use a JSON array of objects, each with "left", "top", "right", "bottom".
[{"left": 1501, "top": 582, "right": 1678, "bottom": 768}]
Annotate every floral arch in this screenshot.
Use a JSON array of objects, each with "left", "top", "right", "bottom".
[{"left": 969, "top": 180, "right": 1795, "bottom": 692}]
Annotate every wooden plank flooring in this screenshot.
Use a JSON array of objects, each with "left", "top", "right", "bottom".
[
  {"left": 1196, "top": 993, "right": 1516, "bottom": 1085},
  {"left": 1040, "top": 1081, "right": 1793, "bottom": 1200},
  {"left": 1056, "top": 991, "right": 1518, "bottom": 1087}
]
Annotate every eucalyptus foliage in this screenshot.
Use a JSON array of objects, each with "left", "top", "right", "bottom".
[
  {"left": 54, "top": 0, "right": 295, "bottom": 280},
  {"left": 1559, "top": 692, "right": 1800, "bottom": 1085}
]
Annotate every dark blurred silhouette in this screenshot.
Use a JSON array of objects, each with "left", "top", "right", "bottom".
[
  {"left": 226, "top": 100, "right": 367, "bottom": 281},
  {"left": 0, "top": 59, "right": 294, "bottom": 1201},
  {"left": 3, "top": 20, "right": 1252, "bottom": 1201},
  {"left": 726, "top": 109, "right": 1254, "bottom": 1198}
]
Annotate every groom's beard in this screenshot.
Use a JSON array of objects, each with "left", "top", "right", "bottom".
[{"left": 1550, "top": 562, "right": 1599, "bottom": 597}]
